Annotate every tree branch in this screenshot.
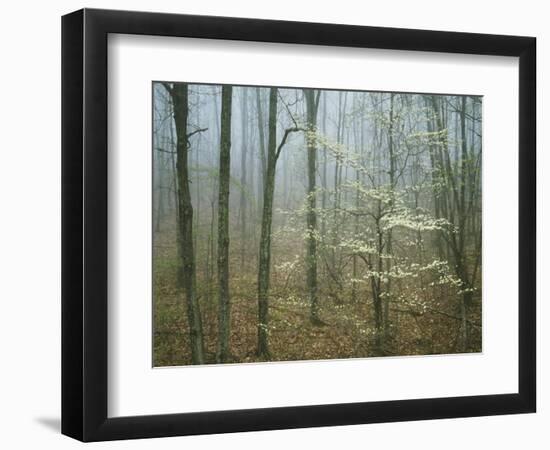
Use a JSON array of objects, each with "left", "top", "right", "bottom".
[
  {"left": 185, "top": 127, "right": 209, "bottom": 147},
  {"left": 278, "top": 92, "right": 301, "bottom": 129},
  {"left": 275, "top": 127, "right": 301, "bottom": 161},
  {"left": 186, "top": 127, "right": 208, "bottom": 140}
]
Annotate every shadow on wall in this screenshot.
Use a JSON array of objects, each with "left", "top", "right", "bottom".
[{"left": 35, "top": 417, "right": 60, "bottom": 433}]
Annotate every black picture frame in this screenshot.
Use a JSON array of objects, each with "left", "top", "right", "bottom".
[{"left": 62, "top": 8, "right": 536, "bottom": 442}]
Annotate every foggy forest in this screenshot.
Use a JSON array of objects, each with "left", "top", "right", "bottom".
[{"left": 153, "top": 82, "right": 482, "bottom": 366}]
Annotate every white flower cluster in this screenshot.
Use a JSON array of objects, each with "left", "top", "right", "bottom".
[{"left": 383, "top": 207, "right": 450, "bottom": 232}]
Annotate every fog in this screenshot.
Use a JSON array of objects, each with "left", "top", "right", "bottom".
[{"left": 152, "top": 82, "right": 482, "bottom": 366}]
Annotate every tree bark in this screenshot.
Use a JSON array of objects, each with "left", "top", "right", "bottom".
[
  {"left": 303, "top": 89, "right": 322, "bottom": 324},
  {"left": 257, "top": 88, "right": 278, "bottom": 358},
  {"left": 169, "top": 83, "right": 205, "bottom": 365},
  {"left": 256, "top": 88, "right": 267, "bottom": 207},
  {"left": 458, "top": 95, "right": 471, "bottom": 351},
  {"left": 383, "top": 93, "right": 396, "bottom": 345},
  {"left": 430, "top": 95, "right": 476, "bottom": 352},
  {"left": 239, "top": 88, "right": 248, "bottom": 268},
  {"left": 217, "top": 85, "right": 233, "bottom": 363},
  {"left": 257, "top": 88, "right": 300, "bottom": 357}
]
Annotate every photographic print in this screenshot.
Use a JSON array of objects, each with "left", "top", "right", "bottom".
[{"left": 153, "top": 82, "right": 482, "bottom": 367}]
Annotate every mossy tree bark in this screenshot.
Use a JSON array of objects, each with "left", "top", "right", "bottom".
[
  {"left": 166, "top": 82, "right": 205, "bottom": 365},
  {"left": 257, "top": 88, "right": 277, "bottom": 358},
  {"left": 257, "top": 88, "right": 299, "bottom": 357},
  {"left": 217, "top": 85, "right": 233, "bottom": 363}
]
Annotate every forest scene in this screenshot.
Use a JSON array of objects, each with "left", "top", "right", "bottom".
[{"left": 153, "top": 82, "right": 482, "bottom": 367}]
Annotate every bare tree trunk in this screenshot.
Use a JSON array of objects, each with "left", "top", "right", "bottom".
[
  {"left": 458, "top": 95, "right": 470, "bottom": 351},
  {"left": 207, "top": 195, "right": 216, "bottom": 304},
  {"left": 257, "top": 88, "right": 277, "bottom": 358},
  {"left": 154, "top": 149, "right": 164, "bottom": 233},
  {"left": 248, "top": 103, "right": 258, "bottom": 265},
  {"left": 216, "top": 85, "right": 233, "bottom": 363},
  {"left": 194, "top": 89, "right": 201, "bottom": 256},
  {"left": 351, "top": 94, "right": 365, "bottom": 303},
  {"left": 320, "top": 92, "right": 328, "bottom": 239},
  {"left": 239, "top": 88, "right": 248, "bottom": 268},
  {"left": 168, "top": 114, "right": 178, "bottom": 221},
  {"left": 208, "top": 92, "right": 220, "bottom": 305},
  {"left": 430, "top": 95, "right": 474, "bottom": 352},
  {"left": 256, "top": 88, "right": 267, "bottom": 204},
  {"left": 329, "top": 92, "right": 347, "bottom": 305},
  {"left": 168, "top": 82, "right": 205, "bottom": 365}
]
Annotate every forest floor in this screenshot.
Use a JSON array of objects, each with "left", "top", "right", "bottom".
[{"left": 153, "top": 221, "right": 481, "bottom": 367}]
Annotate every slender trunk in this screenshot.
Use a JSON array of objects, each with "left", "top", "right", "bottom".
[
  {"left": 374, "top": 211, "right": 384, "bottom": 354},
  {"left": 332, "top": 92, "right": 343, "bottom": 274},
  {"left": 431, "top": 95, "right": 473, "bottom": 351},
  {"left": 248, "top": 107, "right": 258, "bottom": 265},
  {"left": 170, "top": 83, "right": 205, "bottom": 364},
  {"left": 303, "top": 89, "right": 321, "bottom": 324},
  {"left": 383, "top": 93, "right": 395, "bottom": 344},
  {"left": 155, "top": 150, "right": 164, "bottom": 233},
  {"left": 208, "top": 197, "right": 216, "bottom": 303},
  {"left": 459, "top": 95, "right": 471, "bottom": 351},
  {"left": 425, "top": 96, "right": 444, "bottom": 259},
  {"left": 194, "top": 90, "right": 201, "bottom": 256},
  {"left": 321, "top": 93, "right": 328, "bottom": 239},
  {"left": 167, "top": 102, "right": 179, "bottom": 235},
  {"left": 217, "top": 85, "right": 233, "bottom": 363},
  {"left": 208, "top": 93, "right": 220, "bottom": 305},
  {"left": 256, "top": 88, "right": 267, "bottom": 204},
  {"left": 239, "top": 89, "right": 248, "bottom": 268},
  {"left": 257, "top": 88, "right": 278, "bottom": 358},
  {"left": 352, "top": 94, "right": 366, "bottom": 303}
]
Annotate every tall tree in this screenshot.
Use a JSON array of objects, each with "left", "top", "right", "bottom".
[
  {"left": 257, "top": 88, "right": 299, "bottom": 357},
  {"left": 429, "top": 95, "right": 480, "bottom": 351},
  {"left": 328, "top": 91, "right": 348, "bottom": 305},
  {"left": 163, "top": 82, "right": 205, "bottom": 364},
  {"left": 239, "top": 88, "right": 248, "bottom": 267},
  {"left": 303, "top": 89, "right": 322, "bottom": 324},
  {"left": 217, "top": 85, "right": 233, "bottom": 363},
  {"left": 383, "top": 93, "right": 396, "bottom": 344},
  {"left": 320, "top": 92, "right": 328, "bottom": 239}
]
